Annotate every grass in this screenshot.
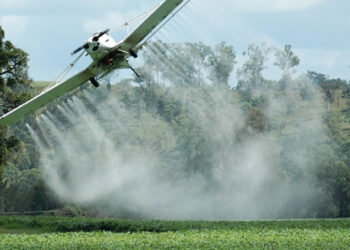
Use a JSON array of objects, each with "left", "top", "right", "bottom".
[
  {"left": 0, "top": 226, "right": 49, "bottom": 234},
  {"left": 31, "top": 81, "right": 51, "bottom": 90},
  {"left": 1, "top": 229, "right": 349, "bottom": 249},
  {"left": 0, "top": 221, "right": 55, "bottom": 234},
  {"left": 0, "top": 217, "right": 350, "bottom": 249}
]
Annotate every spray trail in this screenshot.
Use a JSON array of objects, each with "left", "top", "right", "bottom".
[
  {"left": 24, "top": 0, "right": 333, "bottom": 219},
  {"left": 26, "top": 78, "right": 330, "bottom": 220}
]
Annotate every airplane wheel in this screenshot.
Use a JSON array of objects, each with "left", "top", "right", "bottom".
[
  {"left": 129, "top": 49, "right": 138, "bottom": 58},
  {"left": 89, "top": 78, "right": 100, "bottom": 88}
]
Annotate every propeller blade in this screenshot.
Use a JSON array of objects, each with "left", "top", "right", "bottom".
[
  {"left": 71, "top": 43, "right": 89, "bottom": 56},
  {"left": 92, "top": 29, "right": 110, "bottom": 42},
  {"left": 72, "top": 28, "right": 110, "bottom": 55}
]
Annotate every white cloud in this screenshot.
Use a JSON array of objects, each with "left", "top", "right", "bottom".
[
  {"left": 295, "top": 49, "right": 350, "bottom": 78},
  {"left": 83, "top": 7, "right": 155, "bottom": 39},
  {"left": 0, "top": 0, "right": 29, "bottom": 9},
  {"left": 271, "top": 0, "right": 326, "bottom": 12},
  {"left": 84, "top": 12, "right": 125, "bottom": 33},
  {"left": 296, "top": 49, "right": 340, "bottom": 69},
  {"left": 0, "top": 15, "right": 28, "bottom": 42},
  {"left": 217, "top": 0, "right": 326, "bottom": 12}
]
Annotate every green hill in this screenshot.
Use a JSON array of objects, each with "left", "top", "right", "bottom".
[{"left": 31, "top": 81, "right": 51, "bottom": 91}]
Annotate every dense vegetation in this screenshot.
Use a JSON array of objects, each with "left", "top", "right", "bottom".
[
  {"left": 2, "top": 216, "right": 350, "bottom": 233},
  {"left": 1, "top": 217, "right": 350, "bottom": 249},
  {"left": 1, "top": 25, "right": 350, "bottom": 219}
]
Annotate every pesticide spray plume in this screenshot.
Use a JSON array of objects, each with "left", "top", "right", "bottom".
[
  {"left": 26, "top": 76, "right": 330, "bottom": 220},
  {"left": 24, "top": 0, "right": 334, "bottom": 220}
]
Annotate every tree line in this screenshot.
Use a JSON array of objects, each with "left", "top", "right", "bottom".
[{"left": 1, "top": 25, "right": 350, "bottom": 218}]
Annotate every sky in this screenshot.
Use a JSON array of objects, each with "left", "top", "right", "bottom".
[{"left": 0, "top": 0, "right": 349, "bottom": 83}]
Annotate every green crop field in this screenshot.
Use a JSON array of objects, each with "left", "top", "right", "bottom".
[
  {"left": 0, "top": 217, "right": 350, "bottom": 249},
  {"left": 31, "top": 81, "right": 51, "bottom": 90}
]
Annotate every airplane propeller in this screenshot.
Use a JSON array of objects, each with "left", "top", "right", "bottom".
[
  {"left": 71, "top": 43, "right": 89, "bottom": 55},
  {"left": 71, "top": 29, "right": 110, "bottom": 55},
  {"left": 92, "top": 29, "right": 110, "bottom": 42}
]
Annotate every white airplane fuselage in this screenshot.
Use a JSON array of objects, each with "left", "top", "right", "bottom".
[
  {"left": 0, "top": 0, "right": 186, "bottom": 127},
  {"left": 86, "top": 33, "right": 120, "bottom": 61}
]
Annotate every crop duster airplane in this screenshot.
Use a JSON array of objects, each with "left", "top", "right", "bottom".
[{"left": 0, "top": 0, "right": 188, "bottom": 127}]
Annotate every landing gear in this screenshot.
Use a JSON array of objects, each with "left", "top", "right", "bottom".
[
  {"left": 89, "top": 77, "right": 100, "bottom": 88},
  {"left": 129, "top": 49, "right": 138, "bottom": 58},
  {"left": 130, "top": 66, "right": 140, "bottom": 78}
]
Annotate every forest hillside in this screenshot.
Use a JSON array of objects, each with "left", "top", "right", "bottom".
[{"left": 1, "top": 26, "right": 350, "bottom": 219}]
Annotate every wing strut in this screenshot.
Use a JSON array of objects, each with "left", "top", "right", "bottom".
[
  {"left": 123, "top": 0, "right": 185, "bottom": 48},
  {"left": 130, "top": 66, "right": 140, "bottom": 78},
  {"left": 141, "top": 0, "right": 191, "bottom": 45},
  {"left": 45, "top": 51, "right": 85, "bottom": 91}
]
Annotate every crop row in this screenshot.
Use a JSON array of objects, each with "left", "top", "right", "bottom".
[
  {"left": 1, "top": 228, "right": 350, "bottom": 249},
  {"left": 1, "top": 216, "right": 350, "bottom": 233}
]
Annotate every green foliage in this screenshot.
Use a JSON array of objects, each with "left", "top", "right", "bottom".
[
  {"left": 0, "top": 217, "right": 350, "bottom": 249},
  {"left": 137, "top": 41, "right": 235, "bottom": 87},
  {"left": 0, "top": 165, "right": 3, "bottom": 181},
  {"left": 1, "top": 229, "right": 350, "bottom": 249},
  {"left": 247, "top": 107, "right": 267, "bottom": 133},
  {"left": 207, "top": 42, "right": 236, "bottom": 88},
  {"left": 0, "top": 28, "right": 350, "bottom": 220},
  {"left": 0, "top": 25, "right": 37, "bottom": 213},
  {"left": 31, "top": 81, "right": 50, "bottom": 89},
  {"left": 300, "top": 86, "right": 313, "bottom": 100},
  {"left": 1, "top": 216, "right": 350, "bottom": 233},
  {"left": 58, "top": 206, "right": 92, "bottom": 218},
  {"left": 237, "top": 43, "right": 271, "bottom": 91},
  {"left": 307, "top": 71, "right": 348, "bottom": 104},
  {"left": 0, "top": 26, "right": 32, "bottom": 113},
  {"left": 0, "top": 25, "right": 32, "bottom": 164},
  {"left": 274, "top": 45, "right": 300, "bottom": 75}
]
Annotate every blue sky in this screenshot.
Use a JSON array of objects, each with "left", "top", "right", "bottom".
[{"left": 0, "top": 0, "right": 349, "bottom": 83}]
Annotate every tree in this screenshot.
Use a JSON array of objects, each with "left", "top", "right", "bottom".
[
  {"left": 274, "top": 45, "right": 300, "bottom": 76},
  {"left": 0, "top": 26, "right": 32, "bottom": 212},
  {"left": 138, "top": 41, "right": 235, "bottom": 88},
  {"left": 307, "top": 71, "right": 327, "bottom": 85},
  {"left": 207, "top": 42, "right": 236, "bottom": 88},
  {"left": 307, "top": 71, "right": 345, "bottom": 104},
  {"left": 237, "top": 43, "right": 271, "bottom": 91},
  {"left": 186, "top": 42, "right": 212, "bottom": 86},
  {"left": 0, "top": 24, "right": 31, "bottom": 162},
  {"left": 274, "top": 45, "right": 300, "bottom": 90},
  {"left": 136, "top": 41, "right": 196, "bottom": 87}
]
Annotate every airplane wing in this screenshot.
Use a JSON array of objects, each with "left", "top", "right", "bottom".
[
  {"left": 0, "top": 0, "right": 188, "bottom": 127},
  {"left": 0, "top": 67, "right": 96, "bottom": 126},
  {"left": 122, "top": 0, "right": 184, "bottom": 50}
]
